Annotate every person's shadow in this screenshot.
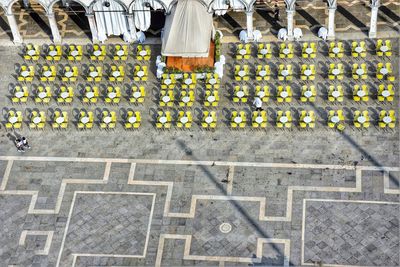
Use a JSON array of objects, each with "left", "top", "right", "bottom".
[{"left": 6, "top": 132, "right": 23, "bottom": 146}]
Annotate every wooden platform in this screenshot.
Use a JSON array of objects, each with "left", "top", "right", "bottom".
[{"left": 166, "top": 41, "right": 215, "bottom": 72}]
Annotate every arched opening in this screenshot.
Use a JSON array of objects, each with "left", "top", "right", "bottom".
[{"left": 146, "top": 7, "right": 165, "bottom": 37}]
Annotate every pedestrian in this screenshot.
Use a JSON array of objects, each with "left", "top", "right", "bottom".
[
  {"left": 274, "top": 4, "right": 280, "bottom": 22},
  {"left": 22, "top": 137, "right": 31, "bottom": 149},
  {"left": 15, "top": 138, "right": 25, "bottom": 153},
  {"left": 253, "top": 97, "right": 263, "bottom": 111}
]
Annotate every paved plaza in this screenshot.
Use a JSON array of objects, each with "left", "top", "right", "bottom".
[{"left": 0, "top": 9, "right": 399, "bottom": 265}]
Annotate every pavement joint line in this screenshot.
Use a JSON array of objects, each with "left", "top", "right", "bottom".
[
  {"left": 18, "top": 230, "right": 54, "bottom": 256},
  {"left": 226, "top": 165, "right": 235, "bottom": 195},
  {"left": 301, "top": 198, "right": 400, "bottom": 267},
  {"left": 56, "top": 191, "right": 156, "bottom": 267},
  {"left": 383, "top": 170, "right": 400, "bottom": 194}
]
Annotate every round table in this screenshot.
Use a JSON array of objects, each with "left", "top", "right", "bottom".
[
  {"left": 133, "top": 92, "right": 141, "bottom": 98},
  {"left": 116, "top": 50, "right": 125, "bottom": 56},
  {"left": 205, "top": 116, "right": 213, "bottom": 124},
  {"left": 112, "top": 71, "right": 121, "bottom": 77},
  {"left": 280, "top": 116, "right": 288, "bottom": 123},
  {"left": 332, "top": 68, "right": 340, "bottom": 75},
  {"left": 185, "top": 78, "right": 192, "bottom": 85},
  {"left": 71, "top": 50, "right": 79, "bottom": 57},
  {"left": 21, "top": 70, "right": 30, "bottom": 77},
  {"left": 383, "top": 116, "right": 392, "bottom": 124},
  {"left": 33, "top": 117, "right": 41, "bottom": 124},
  {"left": 281, "top": 70, "right": 289, "bottom": 76},
  {"left": 332, "top": 47, "right": 340, "bottom": 54},
  {"left": 331, "top": 116, "right": 339, "bottom": 123},
  {"left": 357, "top": 116, "right": 366, "bottom": 123},
  {"left": 81, "top": 117, "right": 89, "bottom": 124},
  {"left": 381, "top": 90, "right": 390, "bottom": 97},
  {"left": 137, "top": 71, "right": 145, "bottom": 77},
  {"left": 207, "top": 96, "right": 216, "bottom": 102},
  {"left": 380, "top": 68, "right": 388, "bottom": 75},
  {"left": 258, "top": 91, "right": 265, "bottom": 98},
  {"left": 49, "top": 50, "right": 57, "bottom": 57},
  {"left": 128, "top": 116, "right": 137, "bottom": 123},
  {"left": 354, "top": 46, "right": 363, "bottom": 53},
  {"left": 303, "top": 116, "right": 312, "bottom": 123},
  {"left": 280, "top": 91, "right": 288, "bottom": 98},
  {"left": 356, "top": 68, "right": 364, "bottom": 75},
  {"left": 159, "top": 116, "right": 167, "bottom": 124},
  {"left": 255, "top": 116, "right": 263, "bottom": 124},
  {"left": 15, "top": 91, "right": 24, "bottom": 98},
  {"left": 139, "top": 50, "right": 147, "bottom": 56},
  {"left": 304, "top": 69, "right": 312, "bottom": 76},
  {"left": 108, "top": 92, "right": 117, "bottom": 99},
  {"left": 259, "top": 70, "right": 267, "bottom": 77},
  {"left": 182, "top": 96, "right": 190, "bottom": 103},
  {"left": 89, "top": 71, "right": 98, "bottom": 78},
  {"left": 209, "top": 78, "right": 216, "bottom": 85},
  {"left": 234, "top": 117, "right": 242, "bottom": 124},
  {"left": 380, "top": 46, "right": 389, "bottom": 52},
  {"left": 65, "top": 71, "right": 73, "bottom": 78},
  {"left": 44, "top": 71, "right": 52, "bottom": 77},
  {"left": 238, "top": 70, "right": 246, "bottom": 77},
  {"left": 164, "top": 79, "right": 172, "bottom": 85},
  {"left": 86, "top": 92, "right": 95, "bottom": 99},
  {"left": 56, "top": 117, "right": 64, "bottom": 124},
  {"left": 93, "top": 50, "right": 102, "bottom": 56},
  {"left": 332, "top": 90, "right": 340, "bottom": 98},
  {"left": 38, "top": 92, "right": 47, "bottom": 99},
  {"left": 180, "top": 117, "right": 189, "bottom": 124},
  {"left": 357, "top": 90, "right": 366, "bottom": 97},
  {"left": 239, "top": 49, "right": 246, "bottom": 55},
  {"left": 236, "top": 91, "right": 245, "bottom": 98},
  {"left": 304, "top": 90, "right": 312, "bottom": 98},
  {"left": 9, "top": 117, "right": 18, "bottom": 124},
  {"left": 162, "top": 96, "right": 170, "bottom": 103},
  {"left": 61, "top": 92, "right": 69, "bottom": 99},
  {"left": 305, "top": 48, "right": 313, "bottom": 54},
  {"left": 260, "top": 49, "right": 268, "bottom": 55},
  {"left": 104, "top": 116, "right": 112, "bottom": 124},
  {"left": 283, "top": 48, "right": 290, "bottom": 55},
  {"left": 27, "top": 49, "right": 36, "bottom": 56}
]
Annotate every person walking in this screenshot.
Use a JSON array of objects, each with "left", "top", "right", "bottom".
[
  {"left": 253, "top": 97, "right": 263, "bottom": 111},
  {"left": 15, "top": 138, "right": 25, "bottom": 153},
  {"left": 22, "top": 137, "right": 31, "bottom": 149}
]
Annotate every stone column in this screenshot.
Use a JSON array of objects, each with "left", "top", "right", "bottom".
[
  {"left": 286, "top": 10, "right": 295, "bottom": 40},
  {"left": 245, "top": 11, "right": 254, "bottom": 40},
  {"left": 6, "top": 13, "right": 22, "bottom": 44},
  {"left": 47, "top": 13, "right": 61, "bottom": 43},
  {"left": 369, "top": 1, "right": 380, "bottom": 38},
  {"left": 126, "top": 14, "right": 137, "bottom": 42},
  {"left": 327, "top": 7, "right": 336, "bottom": 39},
  {"left": 86, "top": 13, "right": 98, "bottom": 43}
]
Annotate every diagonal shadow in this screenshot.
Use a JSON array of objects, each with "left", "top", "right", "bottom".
[
  {"left": 176, "top": 140, "right": 293, "bottom": 266},
  {"left": 308, "top": 102, "right": 399, "bottom": 188},
  {"left": 220, "top": 13, "right": 242, "bottom": 36},
  {"left": 0, "top": 14, "right": 13, "bottom": 39},
  {"left": 256, "top": 9, "right": 282, "bottom": 32},
  {"left": 295, "top": 4, "right": 322, "bottom": 34},
  {"left": 28, "top": 11, "right": 52, "bottom": 35},
  {"left": 337, "top": 5, "right": 368, "bottom": 35},
  {"left": 379, "top": 5, "right": 400, "bottom": 22},
  {"left": 66, "top": 6, "right": 91, "bottom": 39}
]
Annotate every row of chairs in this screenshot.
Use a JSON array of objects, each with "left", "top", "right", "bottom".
[
  {"left": 160, "top": 73, "right": 221, "bottom": 90},
  {"left": 23, "top": 44, "right": 152, "bottom": 61}
]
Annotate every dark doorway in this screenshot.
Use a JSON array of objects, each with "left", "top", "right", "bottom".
[{"left": 146, "top": 9, "right": 165, "bottom": 37}]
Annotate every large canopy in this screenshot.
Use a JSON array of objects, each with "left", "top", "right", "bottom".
[{"left": 161, "top": 0, "right": 213, "bottom": 57}]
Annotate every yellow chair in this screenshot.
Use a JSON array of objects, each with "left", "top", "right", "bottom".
[
  {"left": 156, "top": 111, "right": 172, "bottom": 129},
  {"left": 82, "top": 86, "right": 99, "bottom": 104},
  {"left": 353, "top": 85, "right": 369, "bottom": 102},
  {"left": 277, "top": 85, "right": 292, "bottom": 103},
  {"left": 86, "top": 65, "right": 103, "bottom": 82},
  {"left": 252, "top": 110, "right": 267, "bottom": 128},
  {"left": 257, "top": 43, "right": 271, "bottom": 59},
  {"left": 204, "top": 90, "right": 219, "bottom": 107},
  {"left": 45, "top": 44, "right": 62, "bottom": 61},
  {"left": 125, "top": 111, "right": 141, "bottom": 129},
  {"left": 299, "top": 110, "right": 316, "bottom": 129},
  {"left": 100, "top": 110, "right": 117, "bottom": 129},
  {"left": 18, "top": 65, "right": 35, "bottom": 82},
  {"left": 233, "top": 85, "right": 249, "bottom": 103},
  {"left": 34, "top": 85, "right": 52, "bottom": 104},
  {"left": 5, "top": 110, "right": 23, "bottom": 129},
  {"left": 202, "top": 111, "right": 217, "bottom": 129},
  {"left": 29, "top": 110, "right": 46, "bottom": 129},
  {"left": 179, "top": 90, "right": 195, "bottom": 107},
  {"left": 300, "top": 85, "right": 316, "bottom": 102},
  {"left": 90, "top": 44, "right": 107, "bottom": 61},
  {"left": 78, "top": 111, "right": 94, "bottom": 129},
  {"left": 159, "top": 89, "right": 174, "bottom": 107},
  {"left": 328, "top": 85, "right": 344, "bottom": 102},
  {"left": 52, "top": 111, "right": 68, "bottom": 129},
  {"left": 177, "top": 111, "right": 193, "bottom": 128},
  {"left": 377, "top": 84, "right": 394, "bottom": 102},
  {"left": 57, "top": 85, "right": 74, "bottom": 103},
  {"left": 255, "top": 85, "right": 270, "bottom": 102},
  {"left": 378, "top": 110, "right": 396, "bottom": 129},
  {"left": 109, "top": 65, "right": 125, "bottom": 82},
  {"left": 24, "top": 44, "right": 40, "bottom": 61},
  {"left": 11, "top": 85, "right": 29, "bottom": 103},
  {"left": 276, "top": 110, "right": 292, "bottom": 128},
  {"left": 231, "top": 111, "right": 246, "bottom": 128},
  {"left": 129, "top": 86, "right": 146, "bottom": 104},
  {"left": 113, "top": 44, "right": 128, "bottom": 60},
  {"left": 67, "top": 45, "right": 83, "bottom": 61},
  {"left": 354, "top": 110, "right": 370, "bottom": 128},
  {"left": 328, "top": 110, "right": 345, "bottom": 130}
]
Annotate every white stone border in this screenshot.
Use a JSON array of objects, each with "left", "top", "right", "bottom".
[{"left": 19, "top": 230, "right": 54, "bottom": 255}]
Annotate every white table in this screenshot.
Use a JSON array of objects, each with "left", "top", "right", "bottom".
[
  {"left": 71, "top": 50, "right": 79, "bottom": 57},
  {"left": 164, "top": 79, "right": 171, "bottom": 85},
  {"left": 304, "top": 90, "right": 312, "bottom": 98},
  {"left": 303, "top": 116, "right": 312, "bottom": 123},
  {"left": 15, "top": 91, "right": 24, "bottom": 98},
  {"left": 205, "top": 116, "right": 213, "bottom": 124},
  {"left": 65, "top": 71, "right": 73, "bottom": 78},
  {"left": 9, "top": 117, "right": 18, "bottom": 124},
  {"left": 331, "top": 116, "right": 339, "bottom": 123},
  {"left": 380, "top": 45, "right": 389, "bottom": 52},
  {"left": 280, "top": 91, "right": 288, "bottom": 98},
  {"left": 255, "top": 116, "right": 263, "bottom": 124},
  {"left": 93, "top": 50, "right": 102, "bottom": 56},
  {"left": 281, "top": 70, "right": 289, "bottom": 76},
  {"left": 258, "top": 91, "right": 265, "bottom": 98},
  {"left": 283, "top": 48, "right": 290, "bottom": 55},
  {"left": 44, "top": 70, "right": 52, "bottom": 77},
  {"left": 159, "top": 116, "right": 167, "bottom": 124},
  {"left": 162, "top": 96, "right": 170, "bottom": 103},
  {"left": 332, "top": 90, "right": 340, "bottom": 98},
  {"left": 234, "top": 117, "right": 242, "bottom": 124},
  {"left": 209, "top": 78, "right": 216, "bottom": 85},
  {"left": 356, "top": 68, "right": 364, "bottom": 75},
  {"left": 354, "top": 46, "right": 363, "bottom": 53},
  {"left": 21, "top": 70, "right": 30, "bottom": 77},
  {"left": 89, "top": 71, "right": 98, "bottom": 78},
  {"left": 260, "top": 49, "right": 268, "bottom": 55},
  {"left": 116, "top": 50, "right": 125, "bottom": 56},
  {"left": 128, "top": 116, "right": 137, "bottom": 123},
  {"left": 137, "top": 71, "right": 145, "bottom": 77},
  {"left": 56, "top": 117, "right": 64, "bottom": 124},
  {"left": 185, "top": 78, "right": 192, "bottom": 85},
  {"left": 239, "top": 49, "right": 246, "bottom": 55},
  {"left": 381, "top": 90, "right": 390, "bottom": 97},
  {"left": 304, "top": 69, "right": 312, "bottom": 76},
  {"left": 49, "top": 50, "right": 57, "bottom": 57},
  {"left": 259, "top": 70, "right": 267, "bottom": 77},
  {"left": 81, "top": 117, "right": 89, "bottom": 124},
  {"left": 139, "top": 50, "right": 147, "bottom": 56},
  {"left": 236, "top": 91, "right": 245, "bottom": 98},
  {"left": 357, "top": 90, "right": 366, "bottom": 97},
  {"left": 133, "top": 92, "right": 141, "bottom": 98},
  {"left": 86, "top": 92, "right": 95, "bottom": 99},
  {"left": 61, "top": 92, "right": 69, "bottom": 99},
  {"left": 182, "top": 96, "right": 190, "bottom": 103},
  {"left": 280, "top": 116, "right": 288, "bottom": 123},
  {"left": 112, "top": 71, "right": 121, "bottom": 77},
  {"left": 108, "top": 92, "right": 117, "bottom": 99},
  {"left": 238, "top": 70, "right": 246, "bottom": 77},
  {"left": 27, "top": 49, "right": 36, "bottom": 56},
  {"left": 332, "top": 47, "right": 340, "bottom": 54},
  {"left": 33, "top": 117, "right": 41, "bottom": 124},
  {"left": 38, "top": 92, "right": 47, "bottom": 99},
  {"left": 380, "top": 68, "right": 388, "bottom": 75},
  {"left": 180, "top": 117, "right": 189, "bottom": 124},
  {"left": 104, "top": 116, "right": 112, "bottom": 124},
  {"left": 383, "top": 116, "right": 392, "bottom": 124},
  {"left": 357, "top": 116, "right": 366, "bottom": 123},
  {"left": 332, "top": 68, "right": 340, "bottom": 75},
  {"left": 207, "top": 96, "right": 216, "bottom": 102},
  {"left": 305, "top": 48, "right": 313, "bottom": 54}
]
